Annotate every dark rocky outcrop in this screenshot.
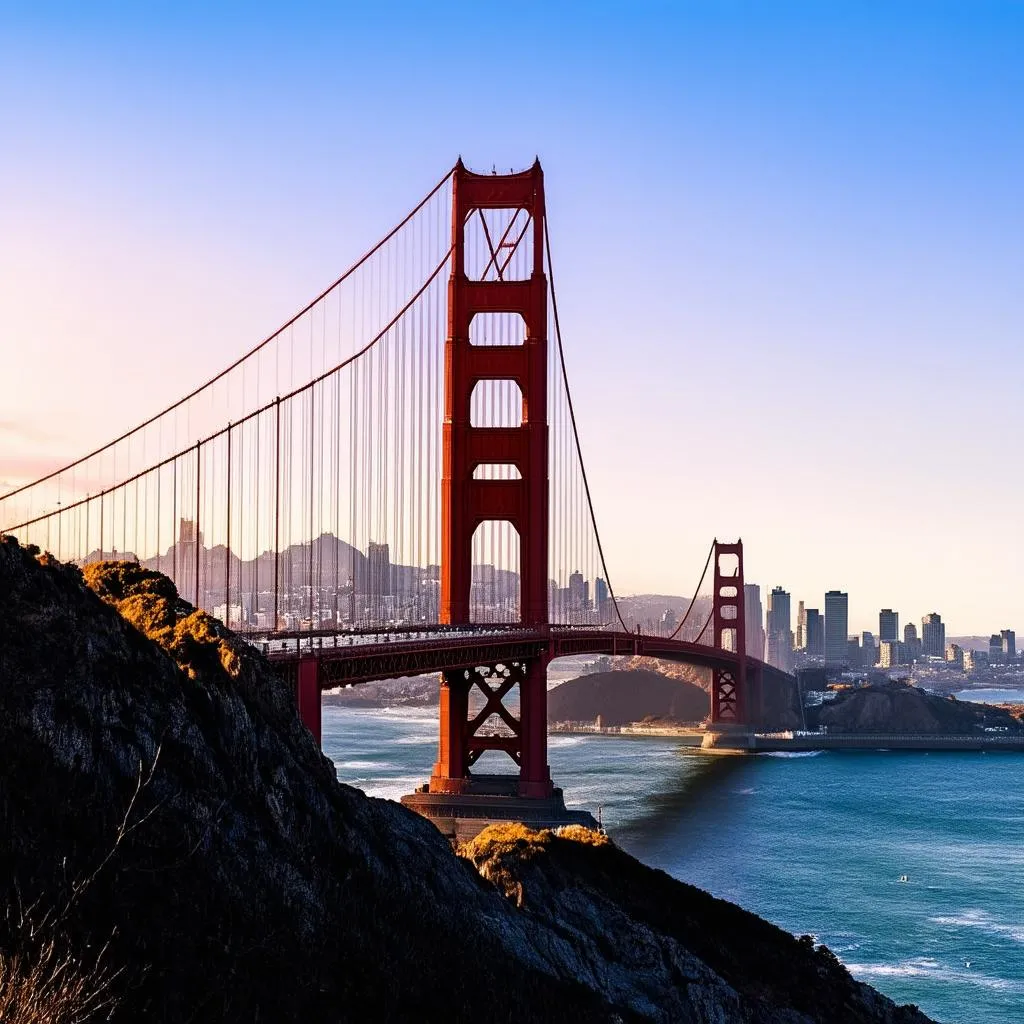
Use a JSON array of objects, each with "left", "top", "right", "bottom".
[
  {"left": 811, "top": 680, "right": 1024, "bottom": 735},
  {"left": 463, "top": 824, "right": 931, "bottom": 1024},
  {"left": 0, "top": 537, "right": 934, "bottom": 1023},
  {"left": 549, "top": 669, "right": 708, "bottom": 726}
]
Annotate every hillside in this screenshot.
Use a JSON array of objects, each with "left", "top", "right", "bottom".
[
  {"left": 0, "top": 536, "right": 932, "bottom": 1023},
  {"left": 548, "top": 669, "right": 708, "bottom": 725},
  {"left": 811, "top": 681, "right": 1024, "bottom": 734}
]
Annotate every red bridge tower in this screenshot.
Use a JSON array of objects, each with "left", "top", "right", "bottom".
[{"left": 429, "top": 160, "right": 553, "bottom": 800}]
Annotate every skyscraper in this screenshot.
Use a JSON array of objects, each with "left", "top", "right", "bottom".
[
  {"left": 367, "top": 542, "right": 393, "bottom": 596},
  {"left": 595, "top": 577, "right": 610, "bottom": 620},
  {"left": 989, "top": 634, "right": 1003, "bottom": 663},
  {"left": 1001, "top": 629, "right": 1016, "bottom": 662},
  {"left": 795, "top": 600, "right": 807, "bottom": 649},
  {"left": 766, "top": 586, "right": 794, "bottom": 671},
  {"left": 824, "top": 591, "right": 849, "bottom": 665},
  {"left": 921, "top": 613, "right": 945, "bottom": 658},
  {"left": 879, "top": 609, "right": 899, "bottom": 643},
  {"left": 861, "top": 631, "right": 877, "bottom": 668},
  {"left": 904, "top": 622, "right": 921, "bottom": 662},
  {"left": 805, "top": 608, "right": 824, "bottom": 658},
  {"left": 568, "top": 570, "right": 587, "bottom": 610},
  {"left": 744, "top": 584, "right": 766, "bottom": 660}
]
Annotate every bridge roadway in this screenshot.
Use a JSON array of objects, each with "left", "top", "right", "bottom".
[{"left": 247, "top": 624, "right": 791, "bottom": 691}]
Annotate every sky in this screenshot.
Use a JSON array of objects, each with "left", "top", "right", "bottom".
[{"left": 1, "top": 1, "right": 1022, "bottom": 634}]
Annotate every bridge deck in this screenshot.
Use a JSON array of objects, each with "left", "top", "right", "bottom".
[{"left": 248, "top": 626, "right": 789, "bottom": 689}]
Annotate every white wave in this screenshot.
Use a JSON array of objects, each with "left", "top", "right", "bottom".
[
  {"left": 345, "top": 776, "right": 426, "bottom": 802},
  {"left": 549, "top": 736, "right": 586, "bottom": 748},
  {"left": 844, "top": 958, "right": 1023, "bottom": 992},
  {"left": 929, "top": 909, "right": 1024, "bottom": 944},
  {"left": 760, "top": 750, "right": 824, "bottom": 759},
  {"left": 391, "top": 733, "right": 436, "bottom": 746},
  {"left": 334, "top": 759, "right": 394, "bottom": 771}
]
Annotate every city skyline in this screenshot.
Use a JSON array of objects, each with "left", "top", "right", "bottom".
[{"left": 2, "top": 4, "right": 1023, "bottom": 631}]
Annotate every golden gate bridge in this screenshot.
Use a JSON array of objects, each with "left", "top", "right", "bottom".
[{"left": 1, "top": 160, "right": 793, "bottom": 834}]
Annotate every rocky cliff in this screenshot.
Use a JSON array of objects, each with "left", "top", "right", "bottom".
[
  {"left": 0, "top": 537, "right": 933, "bottom": 1023},
  {"left": 812, "top": 681, "right": 1024, "bottom": 734}
]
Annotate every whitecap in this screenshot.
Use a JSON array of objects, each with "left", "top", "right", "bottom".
[{"left": 929, "top": 910, "right": 1024, "bottom": 944}]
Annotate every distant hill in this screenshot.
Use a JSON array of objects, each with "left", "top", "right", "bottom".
[
  {"left": 811, "top": 681, "right": 1024, "bottom": 734},
  {"left": 548, "top": 669, "right": 707, "bottom": 726}
]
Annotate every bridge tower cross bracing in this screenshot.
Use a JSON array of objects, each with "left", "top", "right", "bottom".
[
  {"left": 711, "top": 540, "right": 748, "bottom": 725},
  {"left": 431, "top": 159, "right": 553, "bottom": 799}
]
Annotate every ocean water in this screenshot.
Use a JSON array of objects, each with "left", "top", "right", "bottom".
[
  {"left": 953, "top": 688, "right": 1024, "bottom": 705},
  {"left": 323, "top": 706, "right": 1024, "bottom": 1024}
]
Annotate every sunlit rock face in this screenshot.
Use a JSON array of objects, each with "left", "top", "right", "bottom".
[{"left": 0, "top": 536, "right": 932, "bottom": 1023}]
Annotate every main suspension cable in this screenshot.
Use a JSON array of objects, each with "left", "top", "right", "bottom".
[
  {"left": 2, "top": 166, "right": 456, "bottom": 502},
  {"left": 667, "top": 537, "right": 715, "bottom": 640}
]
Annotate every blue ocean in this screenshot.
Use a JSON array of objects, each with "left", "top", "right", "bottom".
[{"left": 323, "top": 706, "right": 1024, "bottom": 1024}]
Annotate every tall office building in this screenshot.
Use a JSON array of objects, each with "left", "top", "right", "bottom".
[
  {"left": 795, "top": 600, "right": 806, "bottom": 649},
  {"left": 903, "top": 622, "right": 922, "bottom": 662},
  {"left": 367, "top": 541, "right": 393, "bottom": 596},
  {"left": 989, "top": 634, "right": 1003, "bottom": 663},
  {"left": 824, "top": 591, "right": 849, "bottom": 665},
  {"left": 1001, "top": 629, "right": 1016, "bottom": 662},
  {"left": 921, "top": 613, "right": 945, "bottom": 658},
  {"left": 595, "top": 577, "right": 610, "bottom": 620},
  {"left": 879, "top": 609, "right": 899, "bottom": 643},
  {"left": 744, "top": 584, "right": 766, "bottom": 660},
  {"left": 568, "top": 570, "right": 588, "bottom": 610},
  {"left": 766, "top": 586, "right": 794, "bottom": 671},
  {"left": 861, "top": 631, "right": 877, "bottom": 668},
  {"left": 805, "top": 608, "right": 825, "bottom": 658}
]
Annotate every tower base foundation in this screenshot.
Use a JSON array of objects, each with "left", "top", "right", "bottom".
[{"left": 401, "top": 774, "right": 598, "bottom": 844}]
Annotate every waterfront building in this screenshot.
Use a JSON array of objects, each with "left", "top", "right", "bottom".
[
  {"left": 921, "top": 613, "right": 945, "bottom": 659},
  {"left": 824, "top": 591, "right": 849, "bottom": 664},
  {"left": 1001, "top": 629, "right": 1016, "bottom": 662},
  {"left": 879, "top": 609, "right": 899, "bottom": 643},
  {"left": 945, "top": 643, "right": 964, "bottom": 669},
  {"left": 744, "top": 584, "right": 766, "bottom": 660}
]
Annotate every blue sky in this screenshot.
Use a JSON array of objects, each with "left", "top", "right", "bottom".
[{"left": 1, "top": 1, "right": 1022, "bottom": 633}]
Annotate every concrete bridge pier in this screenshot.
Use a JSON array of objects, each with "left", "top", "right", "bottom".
[{"left": 401, "top": 656, "right": 598, "bottom": 843}]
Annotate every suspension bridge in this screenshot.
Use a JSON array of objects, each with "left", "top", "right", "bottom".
[{"left": 2, "top": 160, "right": 793, "bottom": 835}]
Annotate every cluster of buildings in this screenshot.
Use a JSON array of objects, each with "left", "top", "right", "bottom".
[
  {"left": 168, "top": 519, "right": 613, "bottom": 631},
  {"left": 743, "top": 583, "right": 1019, "bottom": 679}
]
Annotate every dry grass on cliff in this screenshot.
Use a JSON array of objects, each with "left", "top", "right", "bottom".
[
  {"left": 459, "top": 823, "right": 611, "bottom": 907},
  {"left": 82, "top": 561, "right": 242, "bottom": 680},
  {"left": 0, "top": 940, "right": 114, "bottom": 1024}
]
